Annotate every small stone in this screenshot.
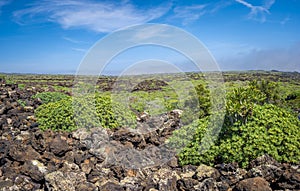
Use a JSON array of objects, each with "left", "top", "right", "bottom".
[
  {"left": 234, "top": 177, "right": 272, "bottom": 191},
  {"left": 72, "top": 128, "right": 90, "bottom": 140},
  {"left": 149, "top": 189, "right": 159, "bottom": 191},
  {"left": 49, "top": 135, "right": 69, "bottom": 156},
  {"left": 167, "top": 156, "right": 178, "bottom": 168},
  {"left": 0, "top": 105, "right": 6, "bottom": 115},
  {"left": 171, "top": 109, "right": 183, "bottom": 116},
  {"left": 127, "top": 169, "right": 137, "bottom": 177},
  {"left": 21, "top": 160, "right": 46, "bottom": 182},
  {"left": 196, "top": 164, "right": 220, "bottom": 181},
  {"left": 181, "top": 171, "right": 195, "bottom": 179},
  {"left": 9, "top": 144, "right": 40, "bottom": 162},
  {"left": 24, "top": 106, "right": 34, "bottom": 112},
  {"left": 27, "top": 115, "right": 36, "bottom": 121},
  {"left": 80, "top": 159, "right": 93, "bottom": 174},
  {"left": 99, "top": 181, "right": 125, "bottom": 191},
  {"left": 32, "top": 160, "right": 48, "bottom": 174},
  {"left": 6, "top": 118, "right": 12, "bottom": 125}
]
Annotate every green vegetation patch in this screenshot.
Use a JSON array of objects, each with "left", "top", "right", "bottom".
[
  {"left": 32, "top": 92, "right": 70, "bottom": 104},
  {"left": 171, "top": 81, "right": 300, "bottom": 168},
  {"left": 35, "top": 94, "right": 136, "bottom": 131}
]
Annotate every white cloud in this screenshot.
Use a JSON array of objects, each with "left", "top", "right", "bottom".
[
  {"left": 13, "top": 0, "right": 171, "bottom": 33},
  {"left": 173, "top": 4, "right": 207, "bottom": 24},
  {"left": 235, "top": 0, "right": 275, "bottom": 22}
]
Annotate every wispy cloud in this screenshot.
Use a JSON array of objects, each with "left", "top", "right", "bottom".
[
  {"left": 130, "top": 25, "right": 171, "bottom": 41},
  {"left": 62, "top": 36, "right": 86, "bottom": 44},
  {"left": 173, "top": 4, "right": 207, "bottom": 24},
  {"left": 71, "top": 48, "right": 86, "bottom": 52},
  {"left": 172, "top": 1, "right": 233, "bottom": 25},
  {"left": 13, "top": 0, "right": 171, "bottom": 33},
  {"left": 280, "top": 15, "right": 290, "bottom": 25},
  {"left": 0, "top": 0, "right": 11, "bottom": 14},
  {"left": 235, "top": 0, "right": 275, "bottom": 22}
]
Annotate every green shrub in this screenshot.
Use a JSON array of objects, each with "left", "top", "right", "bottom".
[
  {"left": 35, "top": 98, "right": 78, "bottom": 131},
  {"left": 176, "top": 83, "right": 300, "bottom": 168},
  {"left": 35, "top": 94, "right": 136, "bottom": 131},
  {"left": 225, "top": 85, "right": 266, "bottom": 126},
  {"left": 94, "top": 94, "right": 136, "bottom": 129},
  {"left": 219, "top": 104, "right": 300, "bottom": 167},
  {"left": 32, "top": 92, "right": 70, "bottom": 104},
  {"left": 168, "top": 118, "right": 220, "bottom": 166},
  {"left": 177, "top": 104, "right": 300, "bottom": 168},
  {"left": 181, "top": 83, "right": 211, "bottom": 125},
  {"left": 125, "top": 90, "right": 179, "bottom": 116},
  {"left": 249, "top": 80, "right": 280, "bottom": 104}
]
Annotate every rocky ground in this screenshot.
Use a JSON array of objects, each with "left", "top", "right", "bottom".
[{"left": 0, "top": 81, "right": 300, "bottom": 191}]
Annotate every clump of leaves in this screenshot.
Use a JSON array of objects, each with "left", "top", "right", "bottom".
[
  {"left": 180, "top": 83, "right": 211, "bottom": 125},
  {"left": 249, "top": 80, "right": 280, "bottom": 104},
  {"left": 18, "top": 84, "right": 25, "bottom": 90},
  {"left": 32, "top": 92, "right": 70, "bottom": 104},
  {"left": 94, "top": 94, "right": 136, "bottom": 129},
  {"left": 17, "top": 99, "right": 26, "bottom": 107},
  {"left": 35, "top": 94, "right": 136, "bottom": 131}
]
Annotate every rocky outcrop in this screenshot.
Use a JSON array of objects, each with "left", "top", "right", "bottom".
[{"left": 0, "top": 81, "right": 299, "bottom": 190}]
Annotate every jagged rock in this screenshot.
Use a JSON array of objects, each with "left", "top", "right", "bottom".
[
  {"left": 233, "top": 177, "right": 272, "bottom": 191},
  {"left": 77, "top": 182, "right": 98, "bottom": 191},
  {"left": 120, "top": 176, "right": 144, "bottom": 191},
  {"left": 111, "top": 128, "right": 146, "bottom": 149},
  {"left": 0, "top": 180, "right": 13, "bottom": 189},
  {"left": 167, "top": 156, "right": 178, "bottom": 168},
  {"left": 49, "top": 135, "right": 69, "bottom": 156},
  {"left": 45, "top": 170, "right": 87, "bottom": 191},
  {"left": 14, "top": 175, "right": 41, "bottom": 190},
  {"left": 247, "top": 164, "right": 283, "bottom": 182},
  {"left": 0, "top": 104, "right": 7, "bottom": 115},
  {"left": 177, "top": 178, "right": 199, "bottom": 190},
  {"left": 21, "top": 160, "right": 47, "bottom": 181},
  {"left": 31, "top": 130, "right": 47, "bottom": 153},
  {"left": 8, "top": 143, "right": 40, "bottom": 162},
  {"left": 152, "top": 168, "right": 180, "bottom": 191},
  {"left": 249, "top": 154, "right": 280, "bottom": 168},
  {"left": 277, "top": 167, "right": 300, "bottom": 190},
  {"left": 72, "top": 128, "right": 91, "bottom": 140},
  {"left": 99, "top": 181, "right": 125, "bottom": 191},
  {"left": 194, "top": 178, "right": 219, "bottom": 190},
  {"left": 0, "top": 140, "right": 9, "bottom": 165},
  {"left": 216, "top": 163, "right": 246, "bottom": 186},
  {"left": 196, "top": 164, "right": 220, "bottom": 181},
  {"left": 80, "top": 157, "right": 97, "bottom": 174}
]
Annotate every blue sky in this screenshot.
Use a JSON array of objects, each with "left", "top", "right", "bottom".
[{"left": 0, "top": 0, "right": 299, "bottom": 74}]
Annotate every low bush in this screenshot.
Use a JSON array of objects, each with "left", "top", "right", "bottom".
[
  {"left": 35, "top": 94, "right": 136, "bottom": 131},
  {"left": 32, "top": 92, "right": 70, "bottom": 104},
  {"left": 176, "top": 104, "right": 300, "bottom": 168},
  {"left": 174, "top": 82, "right": 300, "bottom": 168}
]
